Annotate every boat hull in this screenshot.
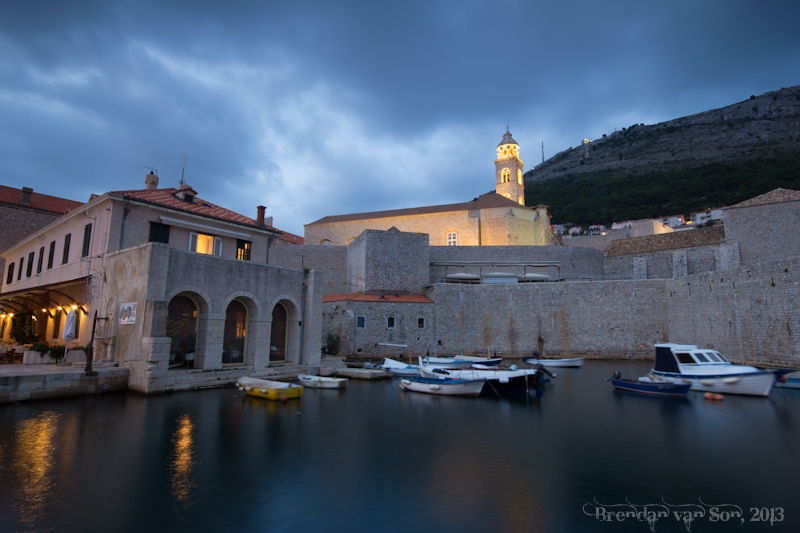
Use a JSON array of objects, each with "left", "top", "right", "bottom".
[
  {"left": 776, "top": 371, "right": 800, "bottom": 389},
  {"left": 400, "top": 377, "right": 484, "bottom": 396},
  {"left": 237, "top": 377, "right": 304, "bottom": 400},
  {"left": 419, "top": 366, "right": 543, "bottom": 399},
  {"left": 610, "top": 378, "right": 691, "bottom": 397},
  {"left": 651, "top": 370, "right": 775, "bottom": 397},
  {"left": 524, "top": 357, "right": 584, "bottom": 368}
]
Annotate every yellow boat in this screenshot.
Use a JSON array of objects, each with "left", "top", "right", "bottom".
[{"left": 236, "top": 376, "right": 304, "bottom": 401}]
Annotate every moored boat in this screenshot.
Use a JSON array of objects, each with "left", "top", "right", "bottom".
[
  {"left": 399, "top": 376, "right": 485, "bottom": 396},
  {"left": 456, "top": 355, "right": 503, "bottom": 366},
  {"left": 650, "top": 343, "right": 775, "bottom": 397},
  {"left": 775, "top": 370, "right": 800, "bottom": 389},
  {"left": 297, "top": 374, "right": 348, "bottom": 389},
  {"left": 419, "top": 365, "right": 544, "bottom": 398},
  {"left": 381, "top": 357, "right": 420, "bottom": 377},
  {"left": 606, "top": 371, "right": 691, "bottom": 397},
  {"left": 236, "top": 376, "right": 304, "bottom": 400},
  {"left": 523, "top": 357, "right": 584, "bottom": 368},
  {"left": 419, "top": 355, "right": 473, "bottom": 369}
]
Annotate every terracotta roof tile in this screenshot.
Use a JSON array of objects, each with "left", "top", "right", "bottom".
[
  {"left": 0, "top": 185, "right": 82, "bottom": 214},
  {"left": 605, "top": 226, "right": 726, "bottom": 257},
  {"left": 726, "top": 188, "right": 800, "bottom": 209},
  {"left": 323, "top": 292, "right": 433, "bottom": 303},
  {"left": 307, "top": 193, "right": 542, "bottom": 225}
]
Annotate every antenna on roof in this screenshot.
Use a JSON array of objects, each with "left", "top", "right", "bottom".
[
  {"left": 145, "top": 166, "right": 157, "bottom": 174},
  {"left": 180, "top": 155, "right": 187, "bottom": 185}
]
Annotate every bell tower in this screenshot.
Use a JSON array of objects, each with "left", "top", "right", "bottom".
[{"left": 495, "top": 129, "right": 525, "bottom": 205}]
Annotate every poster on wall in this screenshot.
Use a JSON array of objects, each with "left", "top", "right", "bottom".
[{"left": 119, "top": 302, "right": 137, "bottom": 325}]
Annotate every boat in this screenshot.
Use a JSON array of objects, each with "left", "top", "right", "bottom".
[
  {"left": 775, "top": 370, "right": 800, "bottom": 389},
  {"left": 455, "top": 355, "right": 503, "bottom": 366},
  {"left": 381, "top": 357, "right": 420, "bottom": 377},
  {"left": 419, "top": 355, "right": 473, "bottom": 369},
  {"left": 297, "top": 374, "right": 348, "bottom": 389},
  {"left": 523, "top": 357, "right": 584, "bottom": 368},
  {"left": 606, "top": 371, "right": 691, "bottom": 397},
  {"left": 399, "top": 376, "right": 485, "bottom": 396},
  {"left": 649, "top": 343, "right": 775, "bottom": 397},
  {"left": 419, "top": 364, "right": 545, "bottom": 398},
  {"left": 236, "top": 376, "right": 304, "bottom": 400}
]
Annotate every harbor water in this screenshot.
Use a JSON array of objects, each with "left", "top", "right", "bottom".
[{"left": 1, "top": 360, "right": 798, "bottom": 533}]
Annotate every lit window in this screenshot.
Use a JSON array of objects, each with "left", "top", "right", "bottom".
[
  {"left": 189, "top": 232, "right": 222, "bottom": 256},
  {"left": 446, "top": 232, "right": 458, "bottom": 246},
  {"left": 501, "top": 168, "right": 511, "bottom": 183},
  {"left": 517, "top": 169, "right": 523, "bottom": 184},
  {"left": 236, "top": 240, "right": 251, "bottom": 261}
]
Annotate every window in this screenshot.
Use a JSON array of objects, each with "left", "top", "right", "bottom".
[
  {"left": 26, "top": 252, "right": 34, "bottom": 277},
  {"left": 6, "top": 263, "right": 14, "bottom": 284},
  {"left": 387, "top": 316, "right": 395, "bottom": 329},
  {"left": 501, "top": 168, "right": 511, "bottom": 183},
  {"left": 418, "top": 318, "right": 425, "bottom": 328},
  {"left": 446, "top": 232, "right": 458, "bottom": 246},
  {"left": 81, "top": 223, "right": 92, "bottom": 257},
  {"left": 37, "top": 247, "right": 44, "bottom": 274},
  {"left": 47, "top": 241, "right": 55, "bottom": 269},
  {"left": 356, "top": 316, "right": 365, "bottom": 328},
  {"left": 17, "top": 258, "right": 23, "bottom": 280},
  {"left": 189, "top": 232, "right": 222, "bottom": 256},
  {"left": 62, "top": 234, "right": 71, "bottom": 264},
  {"left": 52, "top": 308, "right": 62, "bottom": 339},
  {"left": 236, "top": 239, "right": 251, "bottom": 261},
  {"left": 517, "top": 169, "right": 523, "bottom": 184},
  {"left": 149, "top": 222, "right": 170, "bottom": 244}
]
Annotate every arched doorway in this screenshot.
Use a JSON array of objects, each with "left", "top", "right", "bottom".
[
  {"left": 167, "top": 295, "right": 198, "bottom": 369},
  {"left": 270, "top": 302, "right": 287, "bottom": 362},
  {"left": 222, "top": 299, "right": 247, "bottom": 365}
]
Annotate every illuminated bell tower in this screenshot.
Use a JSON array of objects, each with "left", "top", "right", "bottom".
[{"left": 495, "top": 129, "right": 525, "bottom": 205}]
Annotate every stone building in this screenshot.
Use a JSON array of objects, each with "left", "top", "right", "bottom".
[
  {"left": 0, "top": 172, "right": 321, "bottom": 393},
  {"left": 0, "top": 185, "right": 82, "bottom": 253},
  {"left": 304, "top": 131, "right": 555, "bottom": 247}
]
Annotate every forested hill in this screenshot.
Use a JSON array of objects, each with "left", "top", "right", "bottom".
[{"left": 523, "top": 85, "right": 800, "bottom": 226}]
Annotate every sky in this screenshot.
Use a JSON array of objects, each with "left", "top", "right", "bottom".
[{"left": 2, "top": 1, "right": 799, "bottom": 236}]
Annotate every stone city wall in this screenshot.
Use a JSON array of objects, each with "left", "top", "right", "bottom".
[{"left": 725, "top": 200, "right": 800, "bottom": 265}]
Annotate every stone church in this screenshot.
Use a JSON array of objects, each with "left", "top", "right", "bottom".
[{"left": 304, "top": 130, "right": 555, "bottom": 247}]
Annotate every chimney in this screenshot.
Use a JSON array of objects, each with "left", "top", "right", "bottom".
[
  {"left": 256, "top": 205, "right": 266, "bottom": 227},
  {"left": 21, "top": 187, "right": 33, "bottom": 205},
  {"left": 144, "top": 171, "right": 159, "bottom": 190}
]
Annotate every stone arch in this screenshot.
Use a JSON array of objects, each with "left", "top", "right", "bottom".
[
  {"left": 219, "top": 291, "right": 261, "bottom": 366},
  {"left": 266, "top": 295, "right": 300, "bottom": 364},
  {"left": 166, "top": 292, "right": 207, "bottom": 369}
]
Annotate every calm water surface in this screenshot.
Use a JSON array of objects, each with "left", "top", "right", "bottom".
[{"left": 1, "top": 361, "right": 798, "bottom": 533}]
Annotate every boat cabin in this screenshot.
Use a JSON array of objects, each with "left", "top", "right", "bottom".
[{"left": 654, "top": 343, "right": 730, "bottom": 372}]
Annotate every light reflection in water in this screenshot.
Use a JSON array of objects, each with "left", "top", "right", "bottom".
[
  {"left": 169, "top": 414, "right": 196, "bottom": 505},
  {"left": 10, "top": 411, "right": 62, "bottom": 528}
]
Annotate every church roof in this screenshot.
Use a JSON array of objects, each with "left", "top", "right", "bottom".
[
  {"left": 497, "top": 129, "right": 518, "bottom": 147},
  {"left": 725, "top": 188, "right": 800, "bottom": 209},
  {"left": 306, "top": 193, "right": 536, "bottom": 226},
  {"left": 605, "top": 226, "right": 726, "bottom": 257}
]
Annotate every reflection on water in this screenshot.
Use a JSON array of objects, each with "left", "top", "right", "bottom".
[
  {"left": 0, "top": 362, "right": 799, "bottom": 532},
  {"left": 169, "top": 414, "right": 196, "bottom": 505},
  {"left": 9, "top": 411, "right": 62, "bottom": 528}
]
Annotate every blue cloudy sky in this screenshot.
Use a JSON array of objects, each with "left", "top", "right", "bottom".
[{"left": 2, "top": 0, "right": 799, "bottom": 236}]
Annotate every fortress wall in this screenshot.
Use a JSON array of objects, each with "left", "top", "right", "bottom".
[
  {"left": 429, "top": 245, "right": 604, "bottom": 282},
  {"left": 725, "top": 201, "right": 800, "bottom": 265},
  {"left": 666, "top": 256, "right": 800, "bottom": 368},
  {"left": 431, "top": 280, "right": 668, "bottom": 359},
  {"left": 269, "top": 244, "right": 349, "bottom": 294},
  {"left": 604, "top": 244, "right": 721, "bottom": 280}
]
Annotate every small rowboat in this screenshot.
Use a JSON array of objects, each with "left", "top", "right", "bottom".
[
  {"left": 236, "top": 376, "right": 304, "bottom": 400},
  {"left": 297, "top": 374, "right": 348, "bottom": 389},
  {"left": 606, "top": 372, "right": 691, "bottom": 397},
  {"left": 399, "top": 376, "right": 485, "bottom": 396}
]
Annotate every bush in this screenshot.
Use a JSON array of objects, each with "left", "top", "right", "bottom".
[{"left": 48, "top": 345, "right": 66, "bottom": 363}]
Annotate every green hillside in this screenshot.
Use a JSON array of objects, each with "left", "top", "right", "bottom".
[{"left": 524, "top": 152, "right": 800, "bottom": 226}]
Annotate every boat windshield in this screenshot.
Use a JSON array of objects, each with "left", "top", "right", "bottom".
[
  {"left": 712, "top": 351, "right": 728, "bottom": 363},
  {"left": 693, "top": 352, "right": 710, "bottom": 363},
  {"left": 675, "top": 352, "right": 696, "bottom": 364},
  {"left": 704, "top": 351, "right": 722, "bottom": 362}
]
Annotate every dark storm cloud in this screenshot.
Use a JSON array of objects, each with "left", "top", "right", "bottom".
[{"left": 1, "top": 0, "right": 799, "bottom": 235}]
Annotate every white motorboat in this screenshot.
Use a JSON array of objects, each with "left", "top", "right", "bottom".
[
  {"left": 419, "top": 355, "right": 473, "bottom": 369},
  {"left": 454, "top": 355, "right": 503, "bottom": 366},
  {"left": 399, "top": 376, "right": 485, "bottom": 396},
  {"left": 650, "top": 343, "right": 775, "bottom": 397},
  {"left": 297, "top": 374, "right": 348, "bottom": 389},
  {"left": 418, "top": 364, "right": 545, "bottom": 398}
]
